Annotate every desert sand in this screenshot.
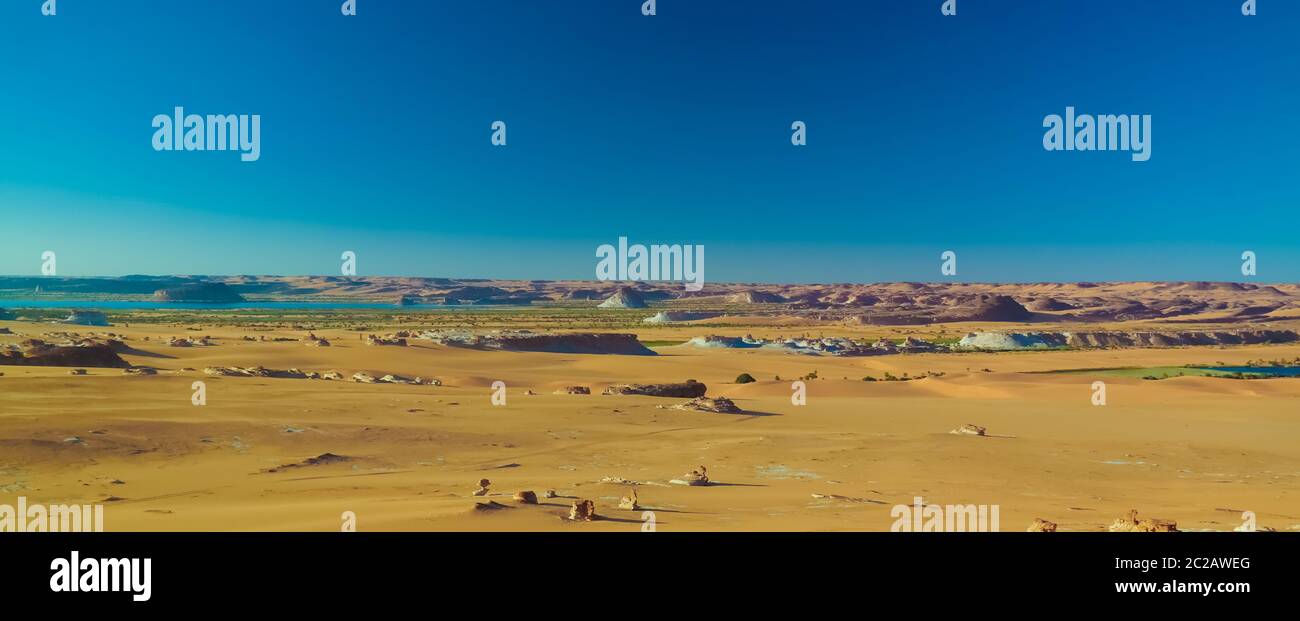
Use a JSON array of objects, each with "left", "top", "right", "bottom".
[{"left": 2, "top": 279, "right": 1299, "bottom": 532}]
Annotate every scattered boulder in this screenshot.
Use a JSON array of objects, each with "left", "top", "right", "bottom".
[
  {"left": 568, "top": 499, "right": 597, "bottom": 521},
  {"left": 123, "top": 367, "right": 157, "bottom": 375},
  {"left": 671, "top": 466, "right": 710, "bottom": 486},
  {"left": 304, "top": 333, "right": 331, "bottom": 347},
  {"left": 543, "top": 490, "right": 557, "bottom": 499},
  {"left": 365, "top": 334, "right": 407, "bottom": 346},
  {"left": 618, "top": 489, "right": 640, "bottom": 511},
  {"left": 1027, "top": 518, "right": 1058, "bottom": 532},
  {"left": 950, "top": 424, "right": 987, "bottom": 436},
  {"left": 472, "top": 501, "right": 510, "bottom": 512},
  {"left": 1108, "top": 509, "right": 1177, "bottom": 533},
  {"left": 264, "top": 453, "right": 352, "bottom": 473},
  {"left": 68, "top": 368, "right": 87, "bottom": 376},
  {"left": 513, "top": 490, "right": 538, "bottom": 504},
  {"left": 554, "top": 386, "right": 591, "bottom": 395},
  {"left": 473, "top": 479, "right": 491, "bottom": 497}
]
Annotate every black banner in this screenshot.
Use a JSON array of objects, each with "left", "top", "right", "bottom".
[{"left": 0, "top": 533, "right": 1286, "bottom": 608}]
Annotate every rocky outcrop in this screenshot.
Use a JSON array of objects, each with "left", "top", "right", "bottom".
[
  {"left": 167, "top": 336, "right": 214, "bottom": 347},
  {"left": 205, "top": 366, "right": 313, "bottom": 379},
  {"left": 603, "top": 380, "right": 707, "bottom": 398},
  {"left": 1027, "top": 518, "right": 1058, "bottom": 532},
  {"left": 670, "top": 466, "right": 710, "bottom": 486},
  {"left": 304, "top": 333, "right": 331, "bottom": 347},
  {"left": 958, "top": 332, "right": 1067, "bottom": 350},
  {"left": 568, "top": 499, "right": 597, "bottom": 521},
  {"left": 365, "top": 334, "right": 407, "bottom": 346},
  {"left": 598, "top": 287, "right": 648, "bottom": 309},
  {"left": 0, "top": 342, "right": 129, "bottom": 368},
  {"left": 554, "top": 386, "right": 591, "bottom": 395},
  {"left": 950, "top": 424, "right": 987, "bottom": 436},
  {"left": 351, "top": 372, "right": 430, "bottom": 385},
  {"left": 422, "top": 330, "right": 655, "bottom": 356},
  {"left": 153, "top": 282, "right": 245, "bottom": 303},
  {"left": 671, "top": 396, "right": 743, "bottom": 413},
  {"left": 63, "top": 311, "right": 110, "bottom": 326},
  {"left": 1108, "top": 509, "right": 1177, "bottom": 532},
  {"left": 958, "top": 329, "right": 1300, "bottom": 351},
  {"left": 1065, "top": 330, "right": 1299, "bottom": 348}
]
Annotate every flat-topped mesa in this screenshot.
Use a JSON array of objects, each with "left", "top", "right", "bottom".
[
  {"left": 152, "top": 282, "right": 245, "bottom": 303},
  {"left": 730, "top": 290, "right": 786, "bottom": 304},
  {"left": 420, "top": 330, "right": 656, "bottom": 356},
  {"left": 1065, "top": 329, "right": 1300, "bottom": 348},
  {"left": 959, "top": 329, "right": 1300, "bottom": 350}
]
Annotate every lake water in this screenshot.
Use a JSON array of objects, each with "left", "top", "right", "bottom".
[
  {"left": 0, "top": 299, "right": 468, "bottom": 311},
  {"left": 1203, "top": 366, "right": 1300, "bottom": 377}
]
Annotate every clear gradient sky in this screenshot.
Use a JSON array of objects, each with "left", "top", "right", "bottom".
[{"left": 1, "top": 0, "right": 1297, "bottom": 282}]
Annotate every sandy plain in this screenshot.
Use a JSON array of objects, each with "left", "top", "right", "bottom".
[{"left": 2, "top": 310, "right": 1298, "bottom": 533}]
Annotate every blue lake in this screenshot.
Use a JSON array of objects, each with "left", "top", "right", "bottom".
[{"left": 1203, "top": 366, "right": 1300, "bottom": 377}]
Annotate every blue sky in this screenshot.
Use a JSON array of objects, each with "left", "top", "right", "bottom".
[{"left": 0, "top": 0, "right": 1297, "bottom": 282}]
